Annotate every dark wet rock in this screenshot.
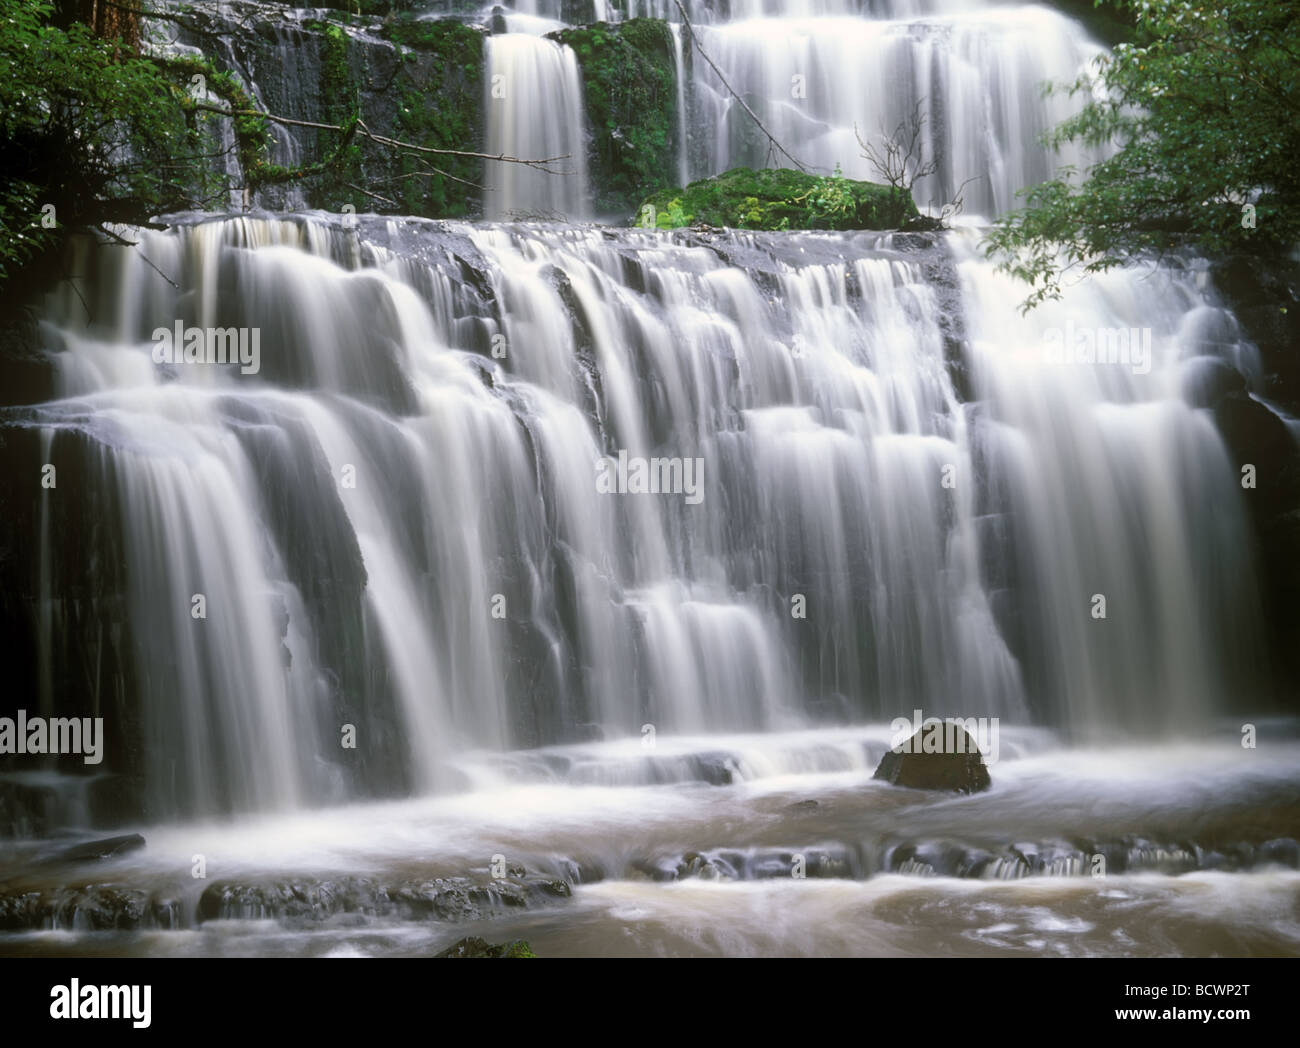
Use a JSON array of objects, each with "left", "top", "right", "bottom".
[
  {"left": 675, "top": 851, "right": 728, "bottom": 881},
  {"left": 1258, "top": 838, "right": 1300, "bottom": 867},
  {"left": 654, "top": 834, "right": 1300, "bottom": 885},
  {"left": 692, "top": 751, "right": 741, "bottom": 786},
  {"left": 1123, "top": 838, "right": 1198, "bottom": 875},
  {"left": 664, "top": 845, "right": 857, "bottom": 881},
  {"left": 872, "top": 722, "right": 992, "bottom": 794},
  {"left": 1208, "top": 254, "right": 1300, "bottom": 706},
  {"left": 436, "top": 935, "right": 536, "bottom": 958},
  {"left": 61, "top": 885, "right": 150, "bottom": 929},
  {"left": 44, "top": 833, "right": 145, "bottom": 865},
  {"left": 196, "top": 873, "right": 571, "bottom": 924},
  {"left": 801, "top": 849, "right": 854, "bottom": 879},
  {"left": 1211, "top": 254, "right": 1300, "bottom": 415},
  {"left": 1212, "top": 389, "right": 1300, "bottom": 705},
  {"left": 0, "top": 313, "right": 56, "bottom": 408},
  {"left": 630, "top": 856, "right": 681, "bottom": 882},
  {"left": 953, "top": 848, "right": 998, "bottom": 878},
  {"left": 0, "top": 891, "right": 43, "bottom": 930},
  {"left": 1181, "top": 356, "right": 1248, "bottom": 409},
  {"left": 1215, "top": 392, "right": 1300, "bottom": 518},
  {"left": 784, "top": 799, "right": 819, "bottom": 813},
  {"left": 0, "top": 884, "right": 154, "bottom": 931}
]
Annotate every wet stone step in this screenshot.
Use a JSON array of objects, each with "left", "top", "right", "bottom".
[
  {"left": 633, "top": 837, "right": 1300, "bottom": 883},
  {"left": 0, "top": 872, "right": 571, "bottom": 932}
]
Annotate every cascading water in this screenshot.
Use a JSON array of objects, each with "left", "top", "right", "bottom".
[
  {"left": 1, "top": 0, "right": 1296, "bottom": 959},
  {"left": 682, "top": 5, "right": 1107, "bottom": 215},
  {"left": 483, "top": 33, "right": 590, "bottom": 219},
  {"left": 20, "top": 213, "right": 1264, "bottom": 819}
]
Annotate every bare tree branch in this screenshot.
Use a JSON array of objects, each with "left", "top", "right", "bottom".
[
  {"left": 856, "top": 100, "right": 938, "bottom": 193},
  {"left": 674, "top": 0, "right": 807, "bottom": 173},
  {"left": 185, "top": 103, "right": 570, "bottom": 172}
]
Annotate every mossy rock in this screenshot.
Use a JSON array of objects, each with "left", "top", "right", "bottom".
[
  {"left": 637, "top": 167, "right": 921, "bottom": 232},
  {"left": 384, "top": 13, "right": 482, "bottom": 54},
  {"left": 369, "top": 16, "right": 487, "bottom": 218},
  {"left": 549, "top": 19, "right": 678, "bottom": 218},
  {"left": 436, "top": 936, "right": 538, "bottom": 958},
  {"left": 315, "top": 0, "right": 426, "bottom": 16}
]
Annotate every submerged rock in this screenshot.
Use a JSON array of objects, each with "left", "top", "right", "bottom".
[
  {"left": 44, "top": 834, "right": 146, "bottom": 866},
  {"left": 436, "top": 936, "right": 537, "bottom": 958},
  {"left": 872, "top": 722, "right": 991, "bottom": 794},
  {"left": 0, "top": 871, "right": 571, "bottom": 932},
  {"left": 196, "top": 873, "right": 571, "bottom": 924}
]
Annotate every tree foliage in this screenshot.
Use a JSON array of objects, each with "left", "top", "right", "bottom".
[
  {"left": 985, "top": 0, "right": 1300, "bottom": 309},
  {"left": 0, "top": 0, "right": 227, "bottom": 288}
]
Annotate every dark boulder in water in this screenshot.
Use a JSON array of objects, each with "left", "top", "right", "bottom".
[
  {"left": 44, "top": 833, "right": 146, "bottom": 866},
  {"left": 872, "top": 722, "right": 991, "bottom": 794}
]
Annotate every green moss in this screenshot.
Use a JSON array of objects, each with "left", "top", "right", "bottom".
[
  {"left": 314, "top": 24, "right": 364, "bottom": 211},
  {"left": 549, "top": 19, "right": 677, "bottom": 218},
  {"left": 318, "top": 0, "right": 454, "bottom": 16},
  {"left": 637, "top": 167, "right": 920, "bottom": 231},
  {"left": 499, "top": 939, "right": 537, "bottom": 958},
  {"left": 382, "top": 17, "right": 485, "bottom": 218},
  {"left": 165, "top": 56, "right": 273, "bottom": 193},
  {"left": 386, "top": 14, "right": 480, "bottom": 53},
  {"left": 435, "top": 935, "right": 539, "bottom": 958}
]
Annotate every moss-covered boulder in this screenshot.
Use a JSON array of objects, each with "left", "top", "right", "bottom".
[
  {"left": 548, "top": 19, "right": 678, "bottom": 218},
  {"left": 637, "top": 167, "right": 922, "bottom": 232},
  {"left": 436, "top": 936, "right": 538, "bottom": 958}
]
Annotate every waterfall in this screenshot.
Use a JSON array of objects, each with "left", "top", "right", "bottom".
[
  {"left": 684, "top": 6, "right": 1107, "bottom": 217},
  {"left": 6, "top": 0, "right": 1298, "bottom": 967},
  {"left": 669, "top": 23, "right": 691, "bottom": 188},
  {"left": 18, "top": 210, "right": 1262, "bottom": 819},
  {"left": 484, "top": 34, "right": 591, "bottom": 220}
]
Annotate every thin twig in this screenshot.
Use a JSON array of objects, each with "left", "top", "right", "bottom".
[
  {"left": 185, "top": 103, "right": 569, "bottom": 171},
  {"left": 674, "top": 0, "right": 807, "bottom": 173},
  {"left": 95, "top": 226, "right": 180, "bottom": 288},
  {"left": 343, "top": 182, "right": 399, "bottom": 208}
]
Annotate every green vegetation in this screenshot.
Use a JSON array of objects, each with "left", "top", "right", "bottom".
[
  {"left": 381, "top": 16, "right": 485, "bottom": 218},
  {"left": 435, "top": 935, "right": 538, "bottom": 958},
  {"left": 315, "top": 24, "right": 364, "bottom": 211},
  {"left": 1049, "top": 0, "right": 1135, "bottom": 46},
  {"left": 550, "top": 19, "right": 677, "bottom": 218},
  {"left": 498, "top": 939, "right": 537, "bottom": 958},
  {"left": 0, "top": 0, "right": 205, "bottom": 286},
  {"left": 987, "top": 0, "right": 1300, "bottom": 309},
  {"left": 0, "top": 2, "right": 490, "bottom": 293},
  {"left": 638, "top": 166, "right": 920, "bottom": 231},
  {"left": 0, "top": 1, "right": 371, "bottom": 294}
]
